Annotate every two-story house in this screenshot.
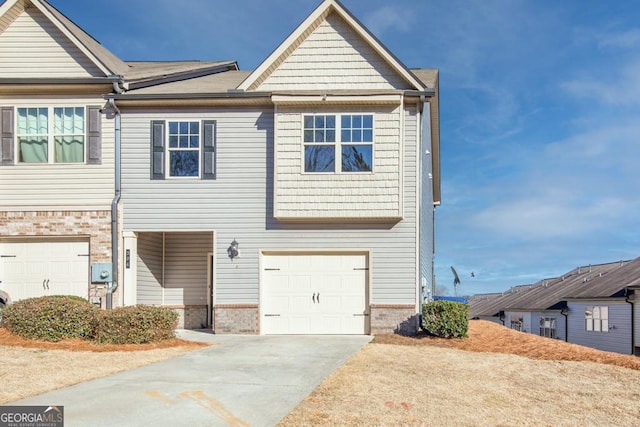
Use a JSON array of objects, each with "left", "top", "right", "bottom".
[{"left": 0, "top": 0, "right": 441, "bottom": 335}]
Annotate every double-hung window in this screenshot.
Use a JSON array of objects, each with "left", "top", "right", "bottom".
[
  {"left": 303, "top": 114, "right": 373, "bottom": 173},
  {"left": 539, "top": 317, "right": 557, "bottom": 338},
  {"left": 585, "top": 306, "right": 608, "bottom": 332},
  {"left": 510, "top": 315, "right": 524, "bottom": 332},
  {"left": 151, "top": 120, "right": 216, "bottom": 180},
  {"left": 16, "top": 107, "right": 85, "bottom": 163},
  {"left": 168, "top": 121, "right": 200, "bottom": 177}
]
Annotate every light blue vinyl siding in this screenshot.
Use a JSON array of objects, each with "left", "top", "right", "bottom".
[
  {"left": 531, "top": 312, "right": 566, "bottom": 341},
  {"left": 121, "top": 106, "right": 422, "bottom": 306},
  {"left": 567, "top": 301, "right": 632, "bottom": 354}
]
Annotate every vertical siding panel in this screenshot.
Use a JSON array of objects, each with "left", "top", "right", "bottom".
[
  {"left": 136, "top": 232, "right": 163, "bottom": 305},
  {"left": 164, "top": 232, "right": 211, "bottom": 306}
]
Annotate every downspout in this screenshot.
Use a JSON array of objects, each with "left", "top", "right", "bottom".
[
  {"left": 625, "top": 290, "right": 634, "bottom": 355},
  {"left": 560, "top": 307, "right": 569, "bottom": 342},
  {"left": 107, "top": 95, "right": 122, "bottom": 310}
]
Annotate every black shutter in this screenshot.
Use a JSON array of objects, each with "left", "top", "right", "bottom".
[
  {"left": 86, "top": 106, "right": 102, "bottom": 165},
  {"left": 1, "top": 107, "right": 14, "bottom": 165},
  {"left": 202, "top": 120, "right": 216, "bottom": 180},
  {"left": 151, "top": 120, "right": 166, "bottom": 180}
]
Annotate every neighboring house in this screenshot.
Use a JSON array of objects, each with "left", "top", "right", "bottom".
[
  {"left": 0, "top": 0, "right": 122, "bottom": 306},
  {"left": 469, "top": 259, "right": 640, "bottom": 355},
  {"left": 564, "top": 258, "right": 640, "bottom": 355},
  {"left": 0, "top": 0, "right": 441, "bottom": 335}
]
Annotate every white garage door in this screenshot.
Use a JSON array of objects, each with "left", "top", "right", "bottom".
[
  {"left": 0, "top": 240, "right": 89, "bottom": 302},
  {"left": 262, "top": 253, "right": 368, "bottom": 334}
]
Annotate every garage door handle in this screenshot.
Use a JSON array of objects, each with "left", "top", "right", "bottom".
[
  {"left": 353, "top": 313, "right": 370, "bottom": 317},
  {"left": 264, "top": 314, "right": 280, "bottom": 317},
  {"left": 46, "top": 279, "right": 50, "bottom": 290}
]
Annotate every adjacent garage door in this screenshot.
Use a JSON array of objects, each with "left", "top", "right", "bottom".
[
  {"left": 261, "top": 253, "right": 368, "bottom": 334},
  {"left": 0, "top": 240, "right": 89, "bottom": 301}
]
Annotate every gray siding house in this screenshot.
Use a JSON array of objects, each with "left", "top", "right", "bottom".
[
  {"left": 115, "top": 0, "right": 441, "bottom": 334},
  {"left": 470, "top": 258, "right": 640, "bottom": 355},
  {"left": 0, "top": 0, "right": 440, "bottom": 335}
]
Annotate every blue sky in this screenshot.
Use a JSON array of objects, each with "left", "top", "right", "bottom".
[{"left": 46, "top": 0, "right": 640, "bottom": 295}]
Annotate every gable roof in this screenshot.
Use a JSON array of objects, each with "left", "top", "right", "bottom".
[
  {"left": 238, "top": 0, "right": 426, "bottom": 92},
  {"left": 0, "top": 0, "right": 128, "bottom": 77},
  {"left": 469, "top": 259, "right": 638, "bottom": 318}
]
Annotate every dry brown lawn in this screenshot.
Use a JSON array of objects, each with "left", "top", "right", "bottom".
[
  {"left": 3, "top": 321, "right": 640, "bottom": 426},
  {"left": 279, "top": 320, "right": 640, "bottom": 426},
  {"left": 0, "top": 328, "right": 208, "bottom": 404}
]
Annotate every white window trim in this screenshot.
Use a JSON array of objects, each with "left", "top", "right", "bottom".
[
  {"left": 301, "top": 113, "right": 375, "bottom": 174},
  {"left": 585, "top": 306, "right": 609, "bottom": 333},
  {"left": 166, "top": 120, "right": 201, "bottom": 179},
  {"left": 15, "top": 105, "right": 86, "bottom": 164}
]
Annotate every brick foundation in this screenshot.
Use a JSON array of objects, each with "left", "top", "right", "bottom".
[
  {"left": 166, "top": 305, "right": 208, "bottom": 329},
  {"left": 370, "top": 304, "right": 419, "bottom": 335},
  {"left": 213, "top": 304, "right": 259, "bottom": 334},
  {"left": 0, "top": 210, "right": 117, "bottom": 306}
]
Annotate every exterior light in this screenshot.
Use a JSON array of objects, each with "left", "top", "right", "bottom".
[{"left": 227, "top": 239, "right": 239, "bottom": 260}]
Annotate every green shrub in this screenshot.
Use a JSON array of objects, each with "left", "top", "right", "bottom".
[
  {"left": 1, "top": 296, "right": 99, "bottom": 342},
  {"left": 422, "top": 300, "right": 469, "bottom": 338},
  {"left": 95, "top": 305, "right": 178, "bottom": 344}
]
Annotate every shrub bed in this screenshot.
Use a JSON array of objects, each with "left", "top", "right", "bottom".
[
  {"left": 95, "top": 305, "right": 178, "bottom": 344},
  {"left": 422, "top": 300, "right": 469, "bottom": 338},
  {"left": 1, "top": 296, "right": 178, "bottom": 344},
  {"left": 1, "top": 296, "right": 99, "bottom": 342}
]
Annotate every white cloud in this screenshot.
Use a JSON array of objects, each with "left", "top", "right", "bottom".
[
  {"left": 363, "top": 6, "right": 414, "bottom": 36},
  {"left": 597, "top": 28, "right": 640, "bottom": 49}
]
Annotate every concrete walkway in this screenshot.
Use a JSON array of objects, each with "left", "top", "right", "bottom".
[{"left": 12, "top": 331, "right": 372, "bottom": 426}]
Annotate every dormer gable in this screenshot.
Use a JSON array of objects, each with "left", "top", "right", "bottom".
[{"left": 238, "top": 0, "right": 425, "bottom": 92}]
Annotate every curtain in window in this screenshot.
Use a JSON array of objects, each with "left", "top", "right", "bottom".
[
  {"left": 17, "top": 108, "right": 48, "bottom": 163},
  {"left": 54, "top": 107, "right": 84, "bottom": 163}
]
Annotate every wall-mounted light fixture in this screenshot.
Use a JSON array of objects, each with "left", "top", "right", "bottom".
[{"left": 227, "top": 238, "right": 239, "bottom": 260}]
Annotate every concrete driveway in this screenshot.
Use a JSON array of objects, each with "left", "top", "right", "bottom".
[{"left": 12, "top": 331, "right": 372, "bottom": 426}]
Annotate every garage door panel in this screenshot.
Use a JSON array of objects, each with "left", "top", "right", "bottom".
[
  {"left": 0, "top": 241, "right": 89, "bottom": 301},
  {"left": 262, "top": 254, "right": 368, "bottom": 335}
]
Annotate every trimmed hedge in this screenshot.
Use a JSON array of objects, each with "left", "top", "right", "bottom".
[
  {"left": 95, "top": 305, "right": 178, "bottom": 344},
  {"left": 1, "top": 296, "right": 178, "bottom": 344},
  {"left": 422, "top": 300, "right": 469, "bottom": 338},
  {"left": 1, "top": 295, "right": 99, "bottom": 342}
]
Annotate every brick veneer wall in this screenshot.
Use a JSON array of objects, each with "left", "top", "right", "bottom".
[
  {"left": 370, "top": 304, "right": 419, "bottom": 335},
  {"left": 0, "top": 210, "right": 116, "bottom": 306},
  {"left": 167, "top": 305, "right": 208, "bottom": 329},
  {"left": 214, "top": 304, "right": 259, "bottom": 334}
]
